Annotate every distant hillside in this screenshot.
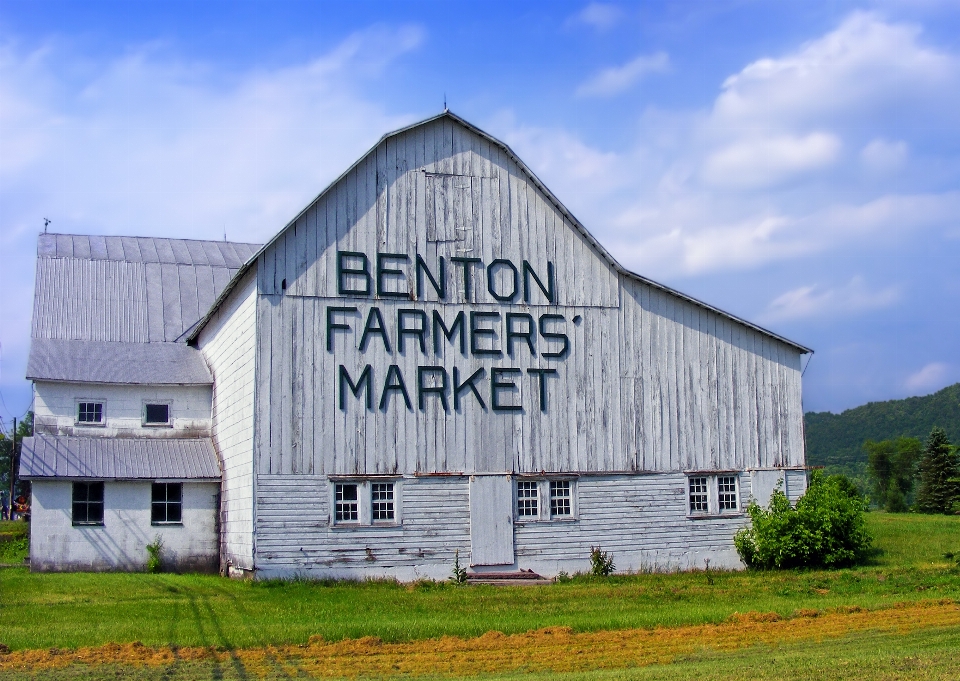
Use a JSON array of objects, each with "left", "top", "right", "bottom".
[{"left": 805, "top": 383, "right": 960, "bottom": 474}]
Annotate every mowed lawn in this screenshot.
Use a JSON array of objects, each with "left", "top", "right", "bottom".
[{"left": 0, "top": 513, "right": 958, "bottom": 680}]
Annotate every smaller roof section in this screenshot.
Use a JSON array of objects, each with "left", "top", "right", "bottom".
[
  {"left": 27, "top": 339, "right": 213, "bottom": 385},
  {"left": 19, "top": 435, "right": 221, "bottom": 480},
  {"left": 38, "top": 233, "right": 261, "bottom": 268}
]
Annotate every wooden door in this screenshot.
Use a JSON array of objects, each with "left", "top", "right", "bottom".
[{"left": 469, "top": 475, "right": 515, "bottom": 566}]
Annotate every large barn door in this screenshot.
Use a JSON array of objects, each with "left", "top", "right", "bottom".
[{"left": 469, "top": 475, "right": 515, "bottom": 566}]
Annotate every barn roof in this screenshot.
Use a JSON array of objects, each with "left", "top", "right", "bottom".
[
  {"left": 29, "top": 233, "right": 261, "bottom": 384},
  {"left": 186, "top": 111, "right": 811, "bottom": 355},
  {"left": 27, "top": 339, "right": 212, "bottom": 385},
  {"left": 18, "top": 434, "right": 221, "bottom": 480}
]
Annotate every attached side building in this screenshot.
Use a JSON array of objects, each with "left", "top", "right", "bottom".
[{"left": 22, "top": 235, "right": 260, "bottom": 571}]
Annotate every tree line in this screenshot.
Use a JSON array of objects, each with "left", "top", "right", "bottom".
[{"left": 865, "top": 426, "right": 960, "bottom": 514}]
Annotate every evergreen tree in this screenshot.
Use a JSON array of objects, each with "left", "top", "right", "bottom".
[
  {"left": 915, "top": 427, "right": 960, "bottom": 514},
  {"left": 864, "top": 437, "right": 921, "bottom": 511}
]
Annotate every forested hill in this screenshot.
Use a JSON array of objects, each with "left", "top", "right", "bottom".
[{"left": 805, "top": 382, "right": 960, "bottom": 471}]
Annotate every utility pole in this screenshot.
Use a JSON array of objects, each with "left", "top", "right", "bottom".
[{"left": 8, "top": 417, "right": 15, "bottom": 519}]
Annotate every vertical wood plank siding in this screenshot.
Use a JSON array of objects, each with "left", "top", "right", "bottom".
[
  {"left": 198, "top": 271, "right": 258, "bottom": 570},
  {"left": 252, "top": 118, "right": 805, "bottom": 478}
]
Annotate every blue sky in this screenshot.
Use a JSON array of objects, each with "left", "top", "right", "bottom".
[{"left": 2, "top": 0, "right": 959, "bottom": 426}]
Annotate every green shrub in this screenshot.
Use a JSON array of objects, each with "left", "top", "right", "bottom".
[
  {"left": 734, "top": 470, "right": 872, "bottom": 570},
  {"left": 146, "top": 536, "right": 163, "bottom": 573},
  {"left": 589, "top": 546, "right": 615, "bottom": 576}
]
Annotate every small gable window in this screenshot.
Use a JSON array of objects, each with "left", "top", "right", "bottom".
[{"left": 144, "top": 403, "right": 170, "bottom": 426}]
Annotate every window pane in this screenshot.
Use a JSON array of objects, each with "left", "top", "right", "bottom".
[
  {"left": 78, "top": 402, "right": 103, "bottom": 423},
  {"left": 73, "top": 501, "right": 88, "bottom": 523},
  {"left": 550, "top": 480, "right": 571, "bottom": 517},
  {"left": 689, "top": 477, "right": 708, "bottom": 512},
  {"left": 145, "top": 404, "right": 169, "bottom": 424},
  {"left": 335, "top": 483, "right": 359, "bottom": 521},
  {"left": 718, "top": 476, "right": 738, "bottom": 511},
  {"left": 73, "top": 482, "right": 104, "bottom": 525},
  {"left": 517, "top": 481, "right": 539, "bottom": 517},
  {"left": 372, "top": 483, "right": 395, "bottom": 521},
  {"left": 152, "top": 482, "right": 183, "bottom": 524}
]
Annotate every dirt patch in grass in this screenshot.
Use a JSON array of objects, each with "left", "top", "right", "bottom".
[{"left": 1, "top": 598, "right": 957, "bottom": 678}]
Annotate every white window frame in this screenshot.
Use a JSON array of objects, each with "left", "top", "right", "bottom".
[
  {"left": 330, "top": 478, "right": 402, "bottom": 527},
  {"left": 370, "top": 482, "right": 396, "bottom": 523},
  {"left": 516, "top": 480, "right": 540, "bottom": 518},
  {"left": 514, "top": 477, "right": 578, "bottom": 523},
  {"left": 75, "top": 399, "right": 106, "bottom": 426},
  {"left": 142, "top": 400, "right": 172, "bottom": 428},
  {"left": 686, "top": 473, "right": 742, "bottom": 517}
]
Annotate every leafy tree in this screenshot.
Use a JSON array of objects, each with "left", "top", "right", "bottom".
[
  {"left": 734, "top": 471, "right": 872, "bottom": 570},
  {"left": 915, "top": 427, "right": 960, "bottom": 514},
  {"left": 864, "top": 437, "right": 922, "bottom": 511},
  {"left": 0, "top": 413, "right": 33, "bottom": 507}
]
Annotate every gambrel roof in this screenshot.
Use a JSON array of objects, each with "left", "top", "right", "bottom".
[{"left": 187, "top": 111, "right": 811, "bottom": 354}]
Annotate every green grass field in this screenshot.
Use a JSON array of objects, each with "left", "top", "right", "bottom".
[
  {"left": 0, "top": 521, "right": 28, "bottom": 565},
  {"left": 1, "top": 512, "right": 958, "bottom": 680}
]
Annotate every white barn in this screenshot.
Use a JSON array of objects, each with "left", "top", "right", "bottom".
[{"left": 22, "top": 112, "right": 810, "bottom": 577}]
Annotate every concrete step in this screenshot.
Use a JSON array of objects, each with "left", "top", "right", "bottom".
[{"left": 467, "top": 570, "right": 551, "bottom": 586}]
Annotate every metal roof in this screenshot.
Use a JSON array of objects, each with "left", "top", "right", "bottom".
[
  {"left": 188, "top": 111, "right": 811, "bottom": 355},
  {"left": 38, "top": 233, "right": 259, "bottom": 268},
  {"left": 19, "top": 434, "right": 221, "bottom": 480},
  {"left": 30, "top": 234, "right": 261, "bottom": 384},
  {"left": 27, "top": 339, "right": 212, "bottom": 385}
]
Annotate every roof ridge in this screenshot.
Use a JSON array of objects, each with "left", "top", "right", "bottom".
[{"left": 39, "top": 232, "right": 262, "bottom": 247}]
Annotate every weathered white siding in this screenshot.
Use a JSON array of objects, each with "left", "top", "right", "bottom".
[
  {"left": 619, "top": 279, "right": 805, "bottom": 472},
  {"left": 254, "top": 475, "right": 470, "bottom": 581},
  {"left": 252, "top": 117, "right": 805, "bottom": 479},
  {"left": 29, "top": 480, "right": 219, "bottom": 572},
  {"left": 33, "top": 381, "right": 212, "bottom": 438},
  {"left": 198, "top": 270, "right": 258, "bottom": 571},
  {"left": 250, "top": 473, "right": 761, "bottom": 579}
]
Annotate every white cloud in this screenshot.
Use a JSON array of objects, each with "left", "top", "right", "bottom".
[
  {"left": 860, "top": 138, "right": 908, "bottom": 172},
  {"left": 576, "top": 52, "right": 669, "bottom": 97},
  {"left": 567, "top": 3, "right": 624, "bottom": 31},
  {"left": 905, "top": 362, "right": 953, "bottom": 393},
  {"left": 760, "top": 277, "right": 901, "bottom": 323},
  {"left": 701, "top": 132, "right": 841, "bottom": 188},
  {"left": 711, "top": 12, "right": 957, "bottom": 130},
  {"left": 502, "top": 12, "right": 960, "bottom": 280},
  {"left": 0, "top": 25, "right": 425, "bottom": 410},
  {"left": 0, "top": 25, "right": 425, "bottom": 244}
]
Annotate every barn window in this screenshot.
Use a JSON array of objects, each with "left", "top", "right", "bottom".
[
  {"left": 718, "top": 476, "right": 739, "bottom": 511},
  {"left": 371, "top": 483, "right": 395, "bottom": 521},
  {"left": 516, "top": 481, "right": 539, "bottom": 517},
  {"left": 152, "top": 483, "right": 183, "bottom": 524},
  {"left": 335, "top": 483, "right": 359, "bottom": 522},
  {"left": 550, "top": 480, "right": 571, "bottom": 517},
  {"left": 72, "top": 482, "right": 104, "bottom": 526},
  {"left": 143, "top": 403, "right": 170, "bottom": 426},
  {"left": 687, "top": 474, "right": 741, "bottom": 516},
  {"left": 77, "top": 401, "right": 104, "bottom": 424},
  {"left": 688, "top": 477, "right": 709, "bottom": 513}
]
